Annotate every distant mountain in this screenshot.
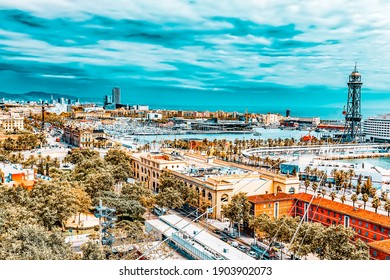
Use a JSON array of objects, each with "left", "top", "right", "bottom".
[{"left": 0, "top": 91, "right": 85, "bottom": 102}]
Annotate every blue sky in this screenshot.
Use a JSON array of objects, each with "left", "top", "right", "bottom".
[{"left": 0, "top": 0, "right": 389, "bottom": 113}]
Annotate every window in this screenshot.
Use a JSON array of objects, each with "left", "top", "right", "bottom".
[
  {"left": 328, "top": 210, "right": 331, "bottom": 215},
  {"left": 365, "top": 223, "right": 369, "bottom": 228},
  {"left": 352, "top": 219, "right": 355, "bottom": 224},
  {"left": 358, "top": 221, "right": 362, "bottom": 226},
  {"left": 358, "top": 229, "right": 361, "bottom": 234},
  {"left": 373, "top": 234, "right": 377, "bottom": 240},
  {"left": 365, "top": 231, "right": 368, "bottom": 237},
  {"left": 373, "top": 251, "right": 377, "bottom": 257},
  {"left": 374, "top": 225, "right": 377, "bottom": 231},
  {"left": 333, "top": 212, "right": 336, "bottom": 218},
  {"left": 315, "top": 215, "right": 318, "bottom": 219},
  {"left": 386, "top": 256, "right": 390, "bottom": 260},
  {"left": 268, "top": 204, "right": 272, "bottom": 208},
  {"left": 381, "top": 237, "right": 384, "bottom": 241},
  {"left": 381, "top": 228, "right": 385, "bottom": 233}
]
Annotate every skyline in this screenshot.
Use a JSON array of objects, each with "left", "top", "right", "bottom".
[{"left": 0, "top": 0, "right": 390, "bottom": 111}]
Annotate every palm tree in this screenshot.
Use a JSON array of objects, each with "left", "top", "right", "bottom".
[
  {"left": 340, "top": 194, "right": 346, "bottom": 204},
  {"left": 362, "top": 193, "right": 369, "bottom": 210},
  {"left": 371, "top": 196, "right": 381, "bottom": 213},
  {"left": 304, "top": 179, "right": 310, "bottom": 193},
  {"left": 356, "top": 184, "right": 362, "bottom": 195},
  {"left": 311, "top": 182, "right": 318, "bottom": 194},
  {"left": 321, "top": 189, "right": 327, "bottom": 198},
  {"left": 351, "top": 193, "right": 358, "bottom": 207},
  {"left": 384, "top": 200, "right": 390, "bottom": 217},
  {"left": 330, "top": 191, "right": 336, "bottom": 201},
  {"left": 369, "top": 187, "right": 377, "bottom": 198},
  {"left": 304, "top": 166, "right": 311, "bottom": 179}
]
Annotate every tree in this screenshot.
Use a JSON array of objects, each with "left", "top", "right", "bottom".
[
  {"left": 0, "top": 224, "right": 75, "bottom": 260},
  {"left": 222, "top": 192, "right": 251, "bottom": 237},
  {"left": 304, "top": 179, "right": 310, "bottom": 193},
  {"left": 95, "top": 191, "right": 145, "bottom": 220},
  {"left": 311, "top": 182, "right": 318, "bottom": 194},
  {"left": 290, "top": 221, "right": 323, "bottom": 259},
  {"left": 317, "top": 225, "right": 369, "bottom": 260},
  {"left": 321, "top": 189, "right": 327, "bottom": 198},
  {"left": 121, "top": 182, "right": 155, "bottom": 217},
  {"left": 104, "top": 148, "right": 133, "bottom": 183},
  {"left": 81, "top": 241, "right": 105, "bottom": 260},
  {"left": 82, "top": 171, "right": 115, "bottom": 198},
  {"left": 329, "top": 191, "right": 336, "bottom": 201},
  {"left": 29, "top": 180, "right": 78, "bottom": 230},
  {"left": 351, "top": 193, "right": 358, "bottom": 208},
  {"left": 384, "top": 200, "right": 390, "bottom": 217},
  {"left": 249, "top": 213, "right": 273, "bottom": 241},
  {"left": 340, "top": 194, "right": 346, "bottom": 204},
  {"left": 362, "top": 193, "right": 369, "bottom": 210},
  {"left": 155, "top": 172, "right": 185, "bottom": 211},
  {"left": 65, "top": 148, "right": 100, "bottom": 164},
  {"left": 356, "top": 184, "right": 362, "bottom": 195},
  {"left": 371, "top": 196, "right": 381, "bottom": 213},
  {"left": 363, "top": 177, "right": 373, "bottom": 195}
]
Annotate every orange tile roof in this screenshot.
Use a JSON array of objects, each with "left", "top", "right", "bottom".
[
  {"left": 368, "top": 239, "right": 390, "bottom": 255},
  {"left": 248, "top": 192, "right": 295, "bottom": 204},
  {"left": 293, "top": 193, "right": 390, "bottom": 228}
]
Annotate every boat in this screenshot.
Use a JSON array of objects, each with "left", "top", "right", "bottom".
[{"left": 253, "top": 132, "right": 262, "bottom": 136}]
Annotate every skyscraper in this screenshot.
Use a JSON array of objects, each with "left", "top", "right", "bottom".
[{"left": 112, "top": 86, "right": 121, "bottom": 105}]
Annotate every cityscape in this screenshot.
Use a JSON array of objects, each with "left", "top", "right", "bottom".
[{"left": 0, "top": 0, "right": 390, "bottom": 265}]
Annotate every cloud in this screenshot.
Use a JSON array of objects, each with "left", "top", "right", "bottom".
[{"left": 0, "top": 0, "right": 388, "bottom": 112}]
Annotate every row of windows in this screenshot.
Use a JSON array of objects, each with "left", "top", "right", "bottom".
[
  {"left": 372, "top": 251, "right": 390, "bottom": 260},
  {"left": 298, "top": 203, "right": 390, "bottom": 233},
  {"left": 295, "top": 205, "right": 390, "bottom": 236}
]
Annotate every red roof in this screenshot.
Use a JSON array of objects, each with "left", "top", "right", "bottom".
[
  {"left": 248, "top": 192, "right": 295, "bottom": 204},
  {"left": 368, "top": 239, "right": 390, "bottom": 255},
  {"left": 293, "top": 193, "right": 390, "bottom": 228}
]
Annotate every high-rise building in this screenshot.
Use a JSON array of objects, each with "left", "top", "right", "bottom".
[
  {"left": 112, "top": 86, "right": 121, "bottom": 105},
  {"left": 104, "top": 95, "right": 112, "bottom": 106}
]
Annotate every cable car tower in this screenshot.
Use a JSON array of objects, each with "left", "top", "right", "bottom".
[{"left": 342, "top": 64, "right": 363, "bottom": 142}]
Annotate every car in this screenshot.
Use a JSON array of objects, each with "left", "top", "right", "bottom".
[
  {"left": 270, "top": 241, "right": 285, "bottom": 249},
  {"left": 213, "top": 229, "right": 221, "bottom": 234},
  {"left": 228, "top": 233, "right": 237, "bottom": 239},
  {"left": 247, "top": 251, "right": 257, "bottom": 258},
  {"left": 220, "top": 237, "right": 228, "bottom": 242},
  {"left": 230, "top": 241, "right": 239, "bottom": 248},
  {"left": 223, "top": 227, "right": 229, "bottom": 232},
  {"left": 238, "top": 245, "right": 247, "bottom": 252}
]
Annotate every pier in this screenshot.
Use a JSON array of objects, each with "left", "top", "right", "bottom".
[{"left": 242, "top": 143, "right": 390, "bottom": 158}]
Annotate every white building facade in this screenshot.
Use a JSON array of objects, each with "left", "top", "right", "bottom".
[{"left": 364, "top": 114, "right": 390, "bottom": 142}]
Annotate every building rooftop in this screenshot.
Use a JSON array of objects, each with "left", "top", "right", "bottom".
[
  {"left": 248, "top": 192, "right": 295, "bottom": 204},
  {"left": 155, "top": 214, "right": 255, "bottom": 260},
  {"left": 293, "top": 193, "right": 390, "bottom": 228},
  {"left": 368, "top": 239, "right": 390, "bottom": 255}
]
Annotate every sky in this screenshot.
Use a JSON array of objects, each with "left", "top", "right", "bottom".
[{"left": 0, "top": 0, "right": 389, "bottom": 115}]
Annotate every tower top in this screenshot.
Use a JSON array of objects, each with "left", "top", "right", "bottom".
[{"left": 350, "top": 63, "right": 361, "bottom": 77}]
